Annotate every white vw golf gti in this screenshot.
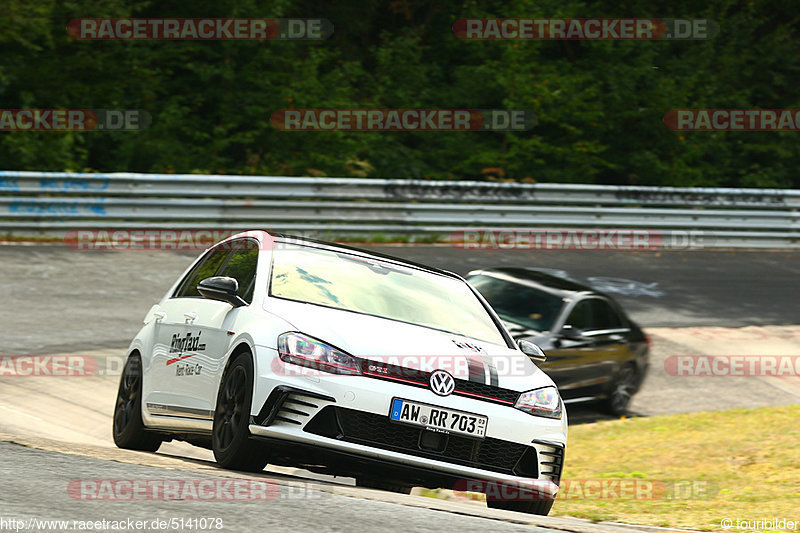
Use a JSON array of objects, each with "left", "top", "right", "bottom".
[{"left": 113, "top": 231, "right": 567, "bottom": 515}]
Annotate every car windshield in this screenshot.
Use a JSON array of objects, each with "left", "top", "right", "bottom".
[
  {"left": 269, "top": 244, "right": 506, "bottom": 346},
  {"left": 467, "top": 274, "right": 564, "bottom": 333}
]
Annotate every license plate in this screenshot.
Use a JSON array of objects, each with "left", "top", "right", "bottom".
[{"left": 389, "top": 398, "right": 487, "bottom": 439}]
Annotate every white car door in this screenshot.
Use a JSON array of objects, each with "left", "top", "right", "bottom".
[
  {"left": 168, "top": 238, "right": 260, "bottom": 417},
  {"left": 147, "top": 245, "right": 231, "bottom": 420}
]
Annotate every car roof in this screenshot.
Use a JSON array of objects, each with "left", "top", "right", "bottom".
[
  {"left": 466, "top": 267, "right": 597, "bottom": 296},
  {"left": 267, "top": 231, "right": 461, "bottom": 280}
]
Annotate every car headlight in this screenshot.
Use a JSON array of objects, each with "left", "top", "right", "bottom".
[
  {"left": 514, "top": 386, "right": 562, "bottom": 419},
  {"left": 277, "top": 332, "right": 361, "bottom": 375}
]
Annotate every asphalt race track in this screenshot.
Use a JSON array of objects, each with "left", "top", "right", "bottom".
[
  {"left": 2, "top": 243, "right": 799, "bottom": 532},
  {"left": 372, "top": 245, "right": 800, "bottom": 328},
  {"left": 0, "top": 441, "right": 567, "bottom": 533},
  {"left": 3, "top": 244, "right": 800, "bottom": 356}
]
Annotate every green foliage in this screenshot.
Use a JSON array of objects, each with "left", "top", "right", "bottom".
[{"left": 1, "top": 0, "right": 799, "bottom": 187}]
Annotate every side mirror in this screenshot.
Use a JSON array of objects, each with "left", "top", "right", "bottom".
[
  {"left": 559, "top": 325, "right": 584, "bottom": 340},
  {"left": 517, "top": 339, "right": 546, "bottom": 362},
  {"left": 197, "top": 276, "right": 247, "bottom": 307}
]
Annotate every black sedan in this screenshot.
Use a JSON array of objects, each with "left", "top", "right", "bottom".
[{"left": 466, "top": 268, "right": 649, "bottom": 415}]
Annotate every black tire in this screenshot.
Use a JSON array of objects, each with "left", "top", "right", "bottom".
[
  {"left": 113, "top": 353, "right": 162, "bottom": 452},
  {"left": 356, "top": 477, "right": 413, "bottom": 494},
  {"left": 600, "top": 363, "right": 639, "bottom": 416},
  {"left": 487, "top": 498, "right": 554, "bottom": 515},
  {"left": 212, "top": 352, "right": 268, "bottom": 472}
]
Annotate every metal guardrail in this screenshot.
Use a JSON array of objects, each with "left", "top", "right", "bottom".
[
  {"left": 2, "top": 170, "right": 799, "bottom": 206},
  {"left": 1, "top": 170, "right": 799, "bottom": 248}
]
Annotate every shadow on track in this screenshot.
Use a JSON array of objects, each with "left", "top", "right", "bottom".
[{"left": 565, "top": 404, "right": 645, "bottom": 425}]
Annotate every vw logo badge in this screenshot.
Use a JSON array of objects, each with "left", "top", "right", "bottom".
[{"left": 429, "top": 369, "right": 455, "bottom": 396}]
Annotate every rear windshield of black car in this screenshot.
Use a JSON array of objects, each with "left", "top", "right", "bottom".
[{"left": 467, "top": 274, "right": 563, "bottom": 333}]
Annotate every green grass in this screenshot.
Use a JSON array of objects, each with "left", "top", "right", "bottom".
[
  {"left": 552, "top": 406, "right": 800, "bottom": 531},
  {"left": 418, "top": 406, "right": 800, "bottom": 531}
]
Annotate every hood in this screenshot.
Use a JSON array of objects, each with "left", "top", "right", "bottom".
[{"left": 265, "top": 297, "right": 555, "bottom": 393}]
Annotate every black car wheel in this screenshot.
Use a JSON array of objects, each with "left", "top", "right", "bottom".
[
  {"left": 212, "top": 352, "right": 268, "bottom": 472},
  {"left": 601, "top": 363, "right": 638, "bottom": 415},
  {"left": 113, "top": 353, "right": 162, "bottom": 452}
]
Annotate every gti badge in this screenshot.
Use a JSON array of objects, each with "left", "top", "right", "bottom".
[{"left": 429, "top": 369, "right": 455, "bottom": 396}]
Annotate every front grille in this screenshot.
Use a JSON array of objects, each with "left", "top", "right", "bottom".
[
  {"left": 359, "top": 359, "right": 520, "bottom": 406},
  {"left": 454, "top": 379, "right": 519, "bottom": 405},
  {"left": 305, "top": 406, "right": 537, "bottom": 477}
]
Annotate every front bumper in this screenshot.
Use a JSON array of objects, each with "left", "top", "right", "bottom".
[
  {"left": 250, "top": 420, "right": 560, "bottom": 499},
  {"left": 251, "top": 346, "right": 567, "bottom": 498}
]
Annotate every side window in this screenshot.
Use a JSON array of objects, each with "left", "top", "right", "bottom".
[
  {"left": 565, "top": 300, "right": 592, "bottom": 331},
  {"left": 173, "top": 247, "right": 231, "bottom": 298},
  {"left": 590, "top": 299, "right": 624, "bottom": 330},
  {"left": 217, "top": 240, "right": 259, "bottom": 304}
]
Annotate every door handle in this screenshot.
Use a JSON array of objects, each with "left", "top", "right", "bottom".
[{"left": 184, "top": 312, "right": 198, "bottom": 323}]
